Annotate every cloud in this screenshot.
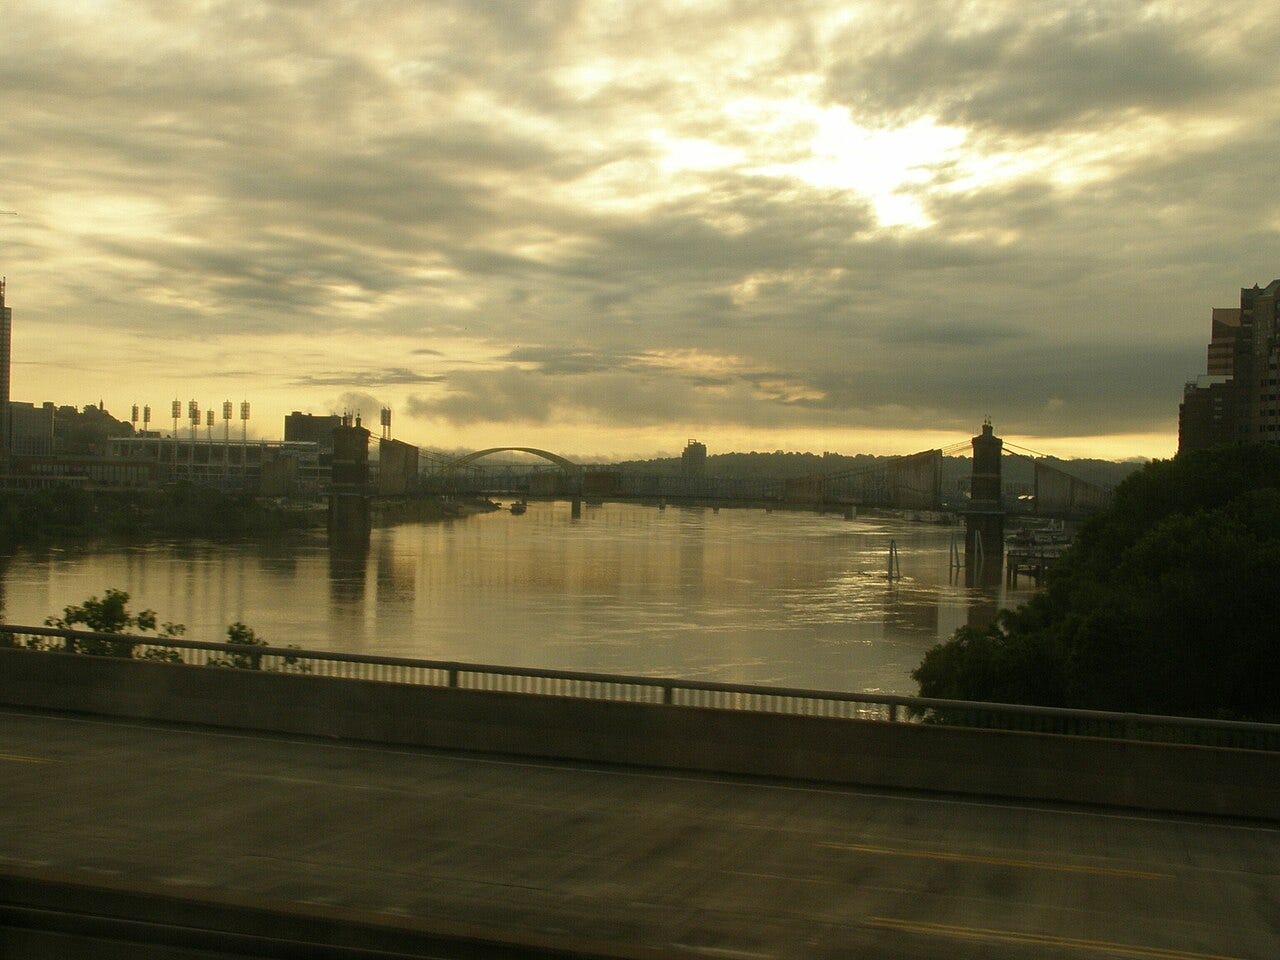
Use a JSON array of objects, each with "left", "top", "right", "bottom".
[
  {"left": 331, "top": 391, "right": 388, "bottom": 421},
  {"left": 291, "top": 368, "right": 446, "bottom": 387},
  {"left": 826, "top": 5, "right": 1256, "bottom": 134},
  {"left": 7, "top": 0, "right": 1280, "bottom": 456}
]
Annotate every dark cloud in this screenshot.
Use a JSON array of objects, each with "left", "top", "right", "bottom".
[
  {"left": 502, "top": 346, "right": 644, "bottom": 374},
  {"left": 880, "top": 321, "right": 1025, "bottom": 348},
  {"left": 406, "top": 328, "right": 1185, "bottom": 436},
  {"left": 827, "top": 7, "right": 1254, "bottom": 133},
  {"left": 292, "top": 369, "right": 446, "bottom": 387}
]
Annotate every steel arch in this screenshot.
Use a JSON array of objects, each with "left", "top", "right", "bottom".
[{"left": 441, "top": 447, "right": 580, "bottom": 472}]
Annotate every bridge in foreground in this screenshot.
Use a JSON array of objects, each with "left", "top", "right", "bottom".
[{"left": 1, "top": 628, "right": 1277, "bottom": 958}]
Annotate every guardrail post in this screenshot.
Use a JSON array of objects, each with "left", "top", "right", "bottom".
[
  {"left": 889, "top": 703, "right": 898, "bottom": 722},
  {"left": 663, "top": 685, "right": 674, "bottom": 705},
  {"left": 63, "top": 633, "right": 76, "bottom": 654},
  {"left": 448, "top": 668, "right": 458, "bottom": 688}
]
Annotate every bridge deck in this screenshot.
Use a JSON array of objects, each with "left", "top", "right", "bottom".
[{"left": 1, "top": 708, "right": 1276, "bottom": 959}]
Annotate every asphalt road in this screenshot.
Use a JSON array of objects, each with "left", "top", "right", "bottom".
[{"left": 1, "top": 707, "right": 1277, "bottom": 959}]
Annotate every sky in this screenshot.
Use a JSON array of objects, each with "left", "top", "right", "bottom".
[{"left": 4, "top": 0, "right": 1280, "bottom": 462}]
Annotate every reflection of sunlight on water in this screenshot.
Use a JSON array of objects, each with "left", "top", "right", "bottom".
[{"left": 0, "top": 504, "right": 1029, "bottom": 696}]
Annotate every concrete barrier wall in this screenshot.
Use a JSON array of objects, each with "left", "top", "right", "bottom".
[
  {"left": 0, "top": 863, "right": 661, "bottom": 960},
  {"left": 2, "top": 648, "right": 1275, "bottom": 821}
]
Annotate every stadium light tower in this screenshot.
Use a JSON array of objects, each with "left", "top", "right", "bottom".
[
  {"left": 222, "top": 401, "right": 232, "bottom": 474},
  {"left": 171, "top": 399, "right": 181, "bottom": 473}
]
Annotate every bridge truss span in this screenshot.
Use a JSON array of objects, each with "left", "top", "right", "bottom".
[{"left": 439, "top": 447, "right": 580, "bottom": 473}]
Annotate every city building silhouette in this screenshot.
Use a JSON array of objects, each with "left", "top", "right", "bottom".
[{"left": 1179, "top": 279, "right": 1280, "bottom": 452}]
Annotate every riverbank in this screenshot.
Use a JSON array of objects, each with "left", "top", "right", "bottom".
[
  {"left": 0, "top": 486, "right": 500, "bottom": 548},
  {"left": 371, "top": 496, "right": 501, "bottom": 525}
]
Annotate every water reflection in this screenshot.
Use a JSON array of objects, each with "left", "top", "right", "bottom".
[
  {"left": 373, "top": 533, "right": 414, "bottom": 605},
  {"left": 328, "top": 532, "right": 369, "bottom": 651},
  {"left": 676, "top": 507, "right": 707, "bottom": 607},
  {"left": 372, "top": 528, "right": 416, "bottom": 649},
  {"left": 0, "top": 504, "right": 1036, "bottom": 694},
  {"left": 884, "top": 582, "right": 940, "bottom": 639}
]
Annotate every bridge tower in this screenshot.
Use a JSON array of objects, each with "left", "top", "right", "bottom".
[{"left": 964, "top": 420, "right": 1004, "bottom": 587}]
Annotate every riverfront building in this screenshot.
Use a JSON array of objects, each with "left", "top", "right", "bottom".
[
  {"left": 106, "top": 435, "right": 326, "bottom": 492},
  {"left": 1179, "top": 279, "right": 1280, "bottom": 452},
  {"left": 378, "top": 437, "right": 419, "bottom": 495},
  {"left": 284, "top": 411, "right": 342, "bottom": 461},
  {"left": 6, "top": 401, "right": 55, "bottom": 456}
]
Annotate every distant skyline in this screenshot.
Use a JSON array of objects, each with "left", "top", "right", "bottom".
[{"left": 5, "top": 1, "right": 1280, "bottom": 461}]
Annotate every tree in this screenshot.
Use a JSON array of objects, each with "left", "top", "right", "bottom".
[
  {"left": 209, "top": 622, "right": 267, "bottom": 670},
  {"left": 913, "top": 446, "right": 1280, "bottom": 721},
  {"left": 53, "top": 403, "right": 134, "bottom": 456},
  {"left": 42, "top": 588, "right": 184, "bottom": 658},
  {"left": 11, "top": 588, "right": 310, "bottom": 673}
]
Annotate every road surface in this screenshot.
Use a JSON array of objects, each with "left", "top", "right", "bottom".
[{"left": 1, "top": 707, "right": 1276, "bottom": 958}]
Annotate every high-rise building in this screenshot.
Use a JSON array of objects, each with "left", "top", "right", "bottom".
[
  {"left": 1179, "top": 279, "right": 1280, "bottom": 453},
  {"left": 1207, "top": 308, "right": 1241, "bottom": 376},
  {"left": 680, "top": 439, "right": 707, "bottom": 478},
  {"left": 1, "top": 278, "right": 11, "bottom": 459}
]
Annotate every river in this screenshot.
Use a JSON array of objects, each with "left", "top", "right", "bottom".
[{"left": 0, "top": 502, "right": 1032, "bottom": 695}]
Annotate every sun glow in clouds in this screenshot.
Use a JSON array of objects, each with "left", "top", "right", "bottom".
[
  {"left": 754, "top": 106, "right": 967, "bottom": 228},
  {"left": 649, "top": 98, "right": 973, "bottom": 229}
]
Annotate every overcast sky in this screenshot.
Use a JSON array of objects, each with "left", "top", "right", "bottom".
[{"left": 5, "top": 0, "right": 1279, "bottom": 460}]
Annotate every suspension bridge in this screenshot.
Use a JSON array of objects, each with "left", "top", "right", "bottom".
[{"left": 415, "top": 431, "right": 1114, "bottom": 520}]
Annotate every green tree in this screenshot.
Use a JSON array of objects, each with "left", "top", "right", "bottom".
[
  {"left": 206, "top": 621, "right": 309, "bottom": 673},
  {"left": 42, "top": 588, "right": 184, "bottom": 658},
  {"left": 209, "top": 621, "right": 267, "bottom": 670},
  {"left": 914, "top": 446, "right": 1280, "bottom": 721}
]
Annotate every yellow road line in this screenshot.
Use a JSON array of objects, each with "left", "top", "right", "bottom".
[
  {"left": 0, "top": 752, "right": 57, "bottom": 764},
  {"left": 867, "top": 917, "right": 1244, "bottom": 960},
  {"left": 821, "top": 842, "right": 1170, "bottom": 880}
]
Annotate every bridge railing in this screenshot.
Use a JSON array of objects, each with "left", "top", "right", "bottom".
[{"left": 3, "top": 624, "right": 1277, "bottom": 752}]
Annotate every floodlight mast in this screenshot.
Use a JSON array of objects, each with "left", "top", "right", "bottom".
[{"left": 222, "top": 401, "right": 232, "bottom": 477}]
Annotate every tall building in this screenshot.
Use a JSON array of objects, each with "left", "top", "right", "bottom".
[
  {"left": 7, "top": 401, "right": 55, "bottom": 456},
  {"left": 1, "top": 278, "right": 11, "bottom": 459},
  {"left": 680, "top": 439, "right": 707, "bottom": 478},
  {"left": 1179, "top": 279, "right": 1280, "bottom": 452},
  {"left": 1207, "top": 308, "right": 1241, "bottom": 376}
]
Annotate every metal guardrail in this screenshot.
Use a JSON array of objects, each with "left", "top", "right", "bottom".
[{"left": 2, "top": 624, "right": 1277, "bottom": 751}]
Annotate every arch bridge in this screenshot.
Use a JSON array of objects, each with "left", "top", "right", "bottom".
[{"left": 439, "top": 447, "right": 580, "bottom": 473}]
